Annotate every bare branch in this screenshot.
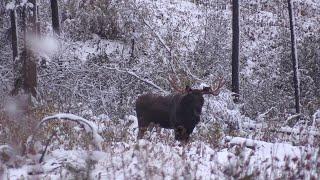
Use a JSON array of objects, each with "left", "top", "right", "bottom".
[
  {"left": 106, "top": 66, "right": 168, "bottom": 94},
  {"left": 32, "top": 113, "right": 103, "bottom": 151}
]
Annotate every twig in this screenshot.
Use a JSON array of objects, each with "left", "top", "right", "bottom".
[
  {"left": 141, "top": 18, "right": 171, "bottom": 54},
  {"left": 39, "top": 131, "right": 55, "bottom": 163}
]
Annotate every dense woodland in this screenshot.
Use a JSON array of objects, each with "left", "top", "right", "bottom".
[{"left": 0, "top": 0, "right": 319, "bottom": 179}]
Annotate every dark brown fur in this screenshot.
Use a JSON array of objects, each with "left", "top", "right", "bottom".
[{"left": 135, "top": 87, "right": 208, "bottom": 141}]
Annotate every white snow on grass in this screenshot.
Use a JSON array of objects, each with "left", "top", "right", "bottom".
[
  {"left": 226, "top": 136, "right": 302, "bottom": 163},
  {"left": 5, "top": 135, "right": 316, "bottom": 179}
]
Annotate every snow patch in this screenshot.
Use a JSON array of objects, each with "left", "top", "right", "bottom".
[{"left": 6, "top": 1, "right": 15, "bottom": 10}]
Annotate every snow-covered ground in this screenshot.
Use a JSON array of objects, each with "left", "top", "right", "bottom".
[
  {"left": 3, "top": 129, "right": 318, "bottom": 179},
  {"left": 2, "top": 106, "right": 319, "bottom": 179}
]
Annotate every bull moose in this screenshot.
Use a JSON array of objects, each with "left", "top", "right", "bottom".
[{"left": 135, "top": 78, "right": 224, "bottom": 142}]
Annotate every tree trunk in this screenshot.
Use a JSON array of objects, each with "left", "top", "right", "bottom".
[
  {"left": 50, "top": 0, "right": 62, "bottom": 73},
  {"left": 10, "top": 8, "right": 22, "bottom": 96},
  {"left": 131, "top": 28, "right": 135, "bottom": 58},
  {"left": 231, "top": 0, "right": 240, "bottom": 103},
  {"left": 22, "top": 6, "right": 27, "bottom": 45},
  {"left": 36, "top": 4, "right": 40, "bottom": 35},
  {"left": 51, "top": 0, "right": 60, "bottom": 36},
  {"left": 29, "top": 0, "right": 38, "bottom": 35},
  {"left": 10, "top": 9, "right": 18, "bottom": 63},
  {"left": 23, "top": 50, "right": 37, "bottom": 97},
  {"left": 287, "top": 0, "right": 300, "bottom": 114}
]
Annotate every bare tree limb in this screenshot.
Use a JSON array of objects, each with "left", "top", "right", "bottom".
[
  {"left": 28, "top": 113, "right": 103, "bottom": 152},
  {"left": 105, "top": 66, "right": 168, "bottom": 94},
  {"left": 140, "top": 18, "right": 171, "bottom": 54}
]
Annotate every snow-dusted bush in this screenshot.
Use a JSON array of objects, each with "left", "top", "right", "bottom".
[{"left": 61, "top": 0, "right": 123, "bottom": 41}]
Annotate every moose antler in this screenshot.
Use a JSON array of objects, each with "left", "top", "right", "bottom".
[
  {"left": 168, "top": 75, "right": 186, "bottom": 93},
  {"left": 202, "top": 77, "right": 225, "bottom": 96}
]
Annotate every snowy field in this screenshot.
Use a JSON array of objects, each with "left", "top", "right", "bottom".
[{"left": 1, "top": 96, "right": 319, "bottom": 179}]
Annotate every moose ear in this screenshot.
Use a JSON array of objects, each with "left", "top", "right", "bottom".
[
  {"left": 202, "top": 87, "right": 211, "bottom": 92},
  {"left": 185, "top": 85, "right": 192, "bottom": 93}
]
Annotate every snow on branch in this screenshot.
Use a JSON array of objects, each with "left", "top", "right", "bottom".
[
  {"left": 242, "top": 121, "right": 320, "bottom": 137},
  {"left": 225, "top": 136, "right": 304, "bottom": 159},
  {"left": 38, "top": 113, "right": 103, "bottom": 150},
  {"left": 6, "top": 0, "right": 33, "bottom": 10},
  {"left": 225, "top": 136, "right": 257, "bottom": 149},
  {"left": 278, "top": 126, "right": 320, "bottom": 136},
  {"left": 312, "top": 110, "right": 320, "bottom": 127},
  {"left": 106, "top": 66, "right": 168, "bottom": 94},
  {"left": 285, "top": 113, "right": 302, "bottom": 124}
]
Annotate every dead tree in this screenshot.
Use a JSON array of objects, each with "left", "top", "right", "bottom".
[
  {"left": 231, "top": 0, "right": 240, "bottom": 103},
  {"left": 10, "top": 8, "right": 18, "bottom": 64},
  {"left": 10, "top": 3, "right": 37, "bottom": 98},
  {"left": 50, "top": 0, "right": 62, "bottom": 73},
  {"left": 29, "top": 0, "right": 38, "bottom": 35},
  {"left": 10, "top": 8, "right": 22, "bottom": 96},
  {"left": 287, "top": 0, "right": 300, "bottom": 114},
  {"left": 51, "top": 0, "right": 60, "bottom": 35}
]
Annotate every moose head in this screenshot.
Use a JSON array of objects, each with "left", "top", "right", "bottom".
[{"left": 135, "top": 78, "right": 225, "bottom": 142}]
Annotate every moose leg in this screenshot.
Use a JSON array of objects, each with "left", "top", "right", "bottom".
[
  {"left": 174, "top": 125, "right": 188, "bottom": 141},
  {"left": 138, "top": 126, "right": 147, "bottom": 139},
  {"left": 137, "top": 115, "right": 150, "bottom": 139}
]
